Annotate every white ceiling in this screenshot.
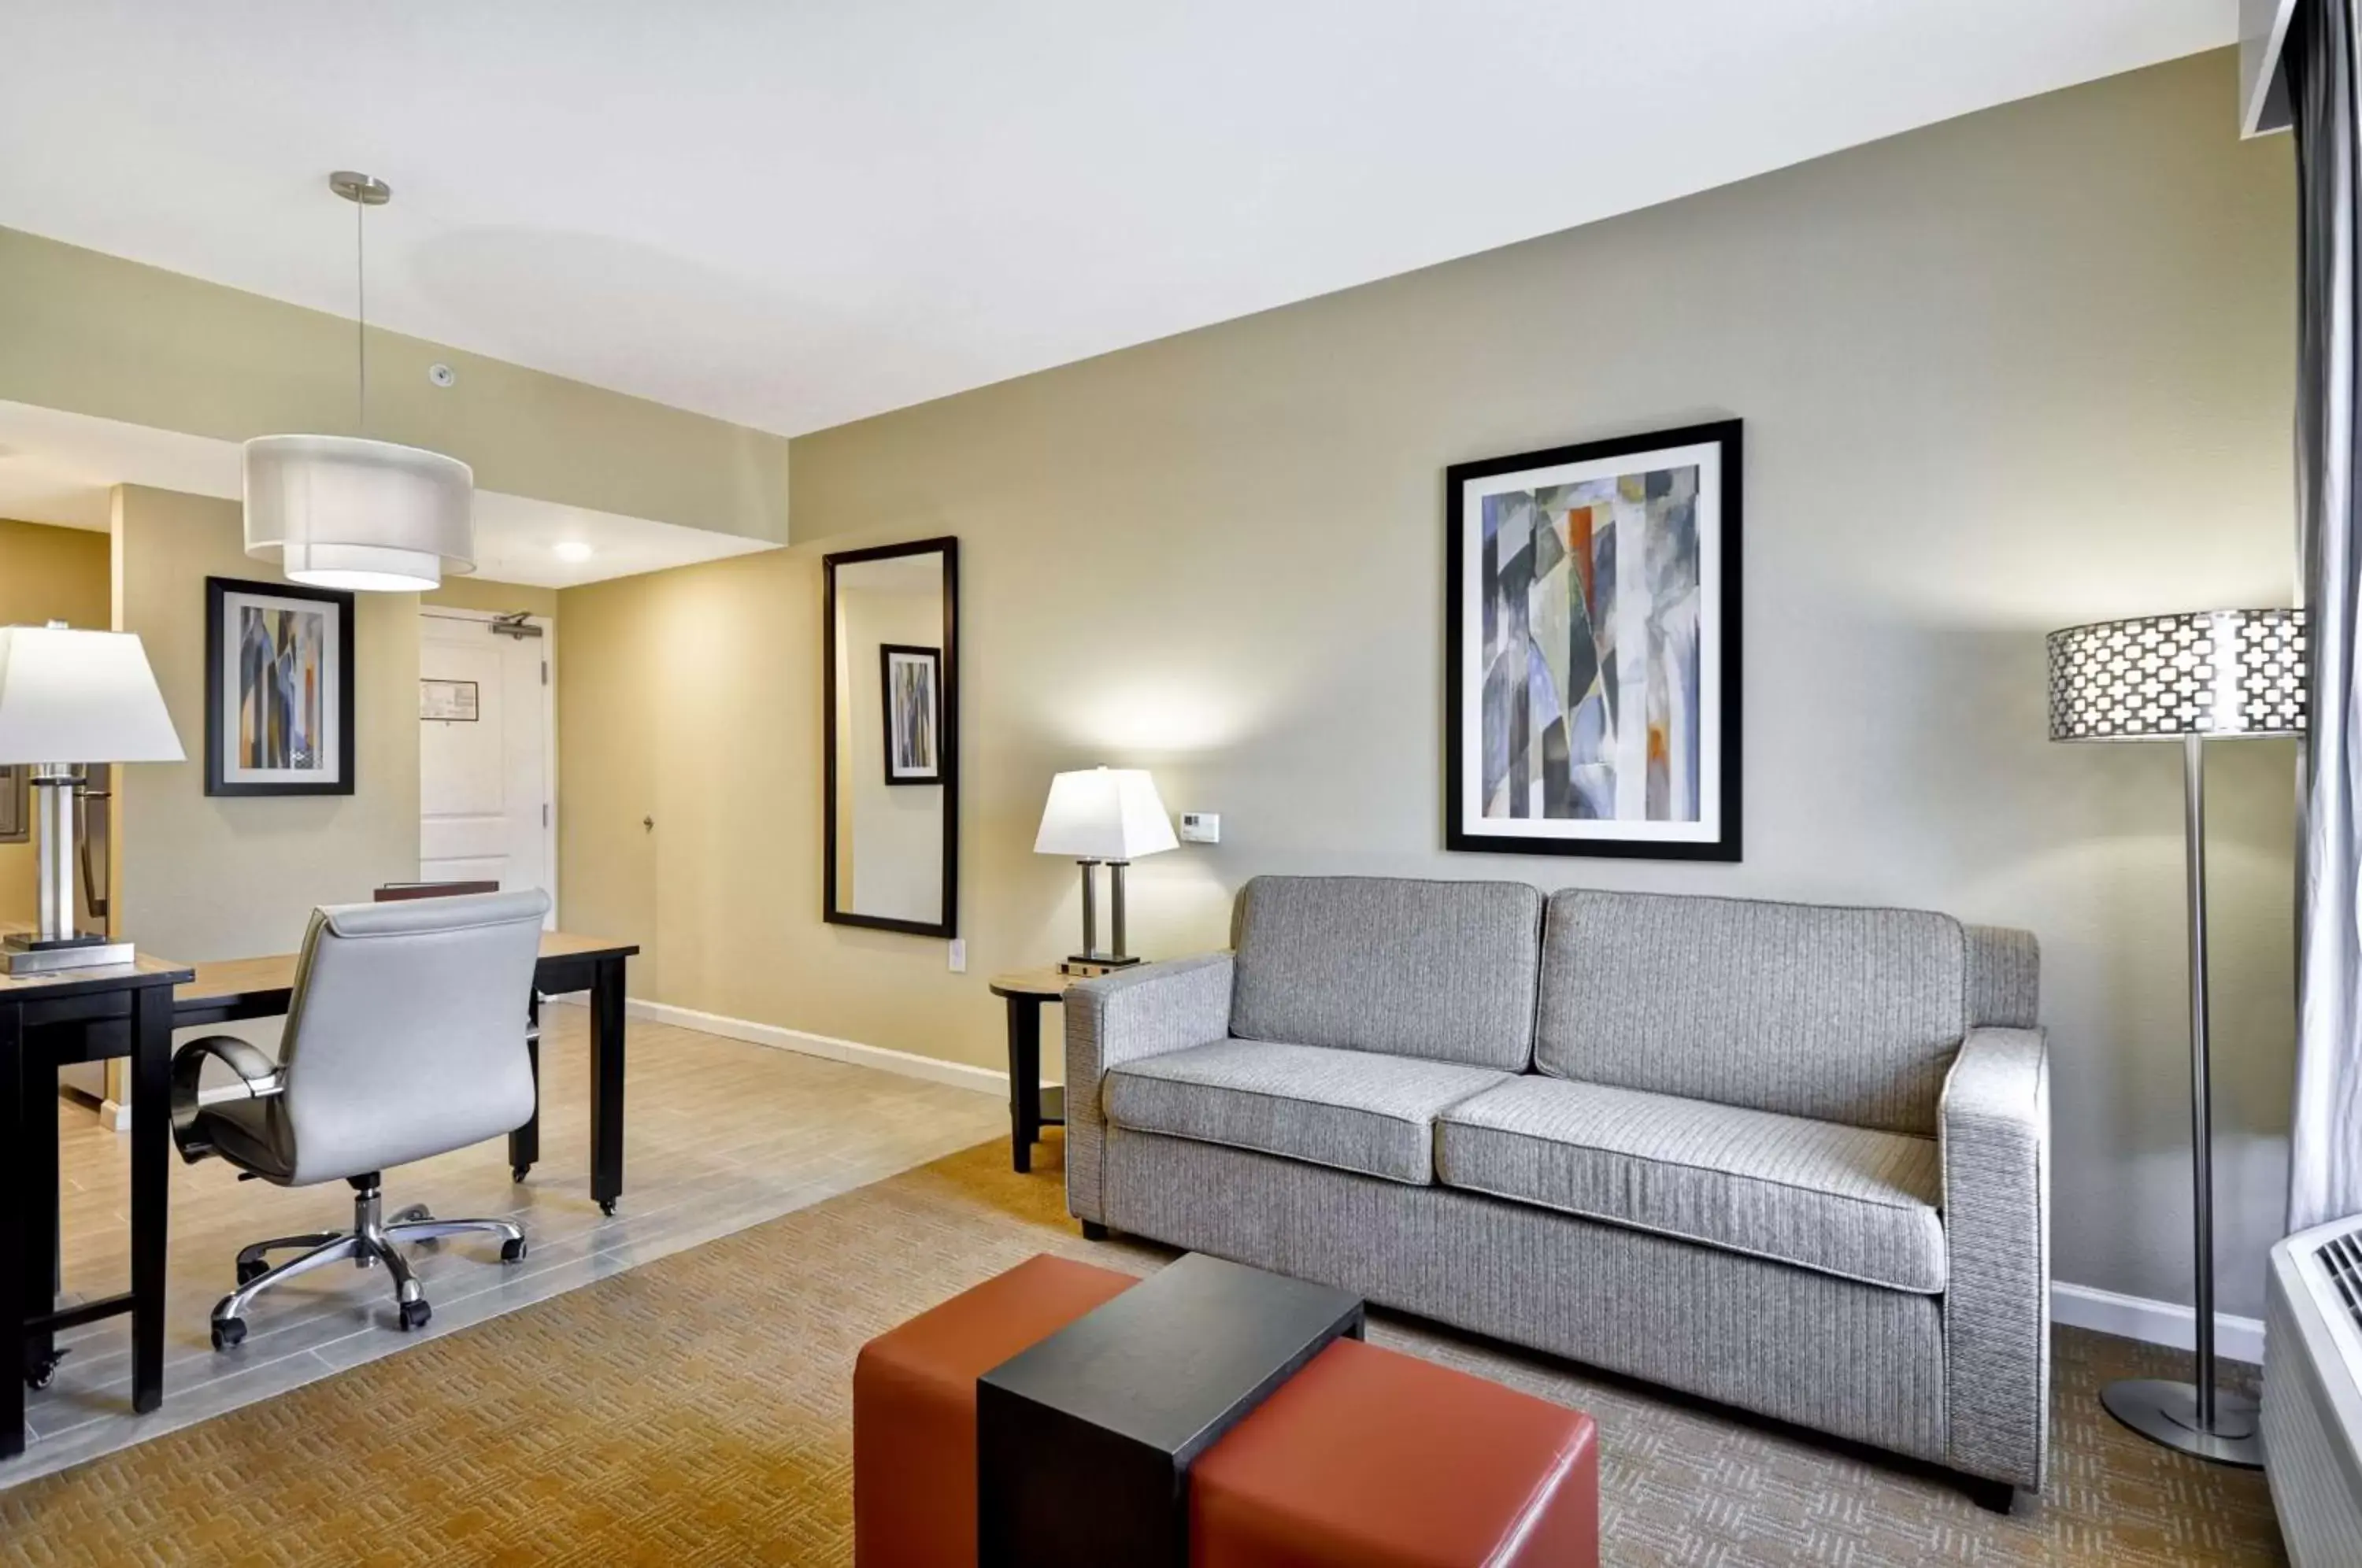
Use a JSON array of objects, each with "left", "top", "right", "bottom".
[
  {"left": 0, "top": 2, "right": 2229, "bottom": 438},
  {"left": 0, "top": 401, "right": 776, "bottom": 589}
]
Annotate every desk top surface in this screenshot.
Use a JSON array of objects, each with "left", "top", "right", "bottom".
[{"left": 173, "top": 929, "right": 636, "bottom": 1010}]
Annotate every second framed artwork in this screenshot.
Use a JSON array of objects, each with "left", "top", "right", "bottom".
[
  {"left": 204, "top": 575, "right": 357, "bottom": 797},
  {"left": 1445, "top": 420, "right": 1742, "bottom": 861},
  {"left": 880, "top": 644, "right": 943, "bottom": 786}
]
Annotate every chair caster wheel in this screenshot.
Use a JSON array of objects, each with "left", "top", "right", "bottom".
[
  {"left": 211, "top": 1317, "right": 246, "bottom": 1352},
  {"left": 24, "top": 1348, "right": 67, "bottom": 1389},
  {"left": 599, "top": 1199, "right": 618, "bottom": 1217},
  {"left": 398, "top": 1300, "right": 431, "bottom": 1332},
  {"left": 511, "top": 1164, "right": 531, "bottom": 1184},
  {"left": 501, "top": 1237, "right": 528, "bottom": 1264},
  {"left": 236, "top": 1259, "right": 268, "bottom": 1286}
]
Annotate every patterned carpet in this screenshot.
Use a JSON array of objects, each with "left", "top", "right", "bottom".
[{"left": 0, "top": 1132, "right": 2285, "bottom": 1566}]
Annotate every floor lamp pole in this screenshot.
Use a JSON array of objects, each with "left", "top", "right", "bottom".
[
  {"left": 2183, "top": 731, "right": 2218, "bottom": 1430},
  {"left": 2098, "top": 732, "right": 2262, "bottom": 1467}
]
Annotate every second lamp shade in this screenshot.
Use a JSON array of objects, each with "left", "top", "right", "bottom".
[
  {"left": 1034, "top": 767, "right": 1178, "bottom": 861},
  {"left": 2045, "top": 608, "right": 2305, "bottom": 742}
]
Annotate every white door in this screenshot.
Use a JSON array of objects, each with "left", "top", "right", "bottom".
[{"left": 420, "top": 610, "right": 554, "bottom": 921}]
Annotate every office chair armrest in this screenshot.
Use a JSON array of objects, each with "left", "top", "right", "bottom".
[{"left": 170, "top": 1035, "right": 285, "bottom": 1163}]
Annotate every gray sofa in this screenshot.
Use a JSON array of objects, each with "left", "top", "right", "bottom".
[{"left": 1064, "top": 875, "right": 2049, "bottom": 1499}]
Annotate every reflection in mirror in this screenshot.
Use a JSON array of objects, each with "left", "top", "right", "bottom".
[{"left": 824, "top": 538, "right": 957, "bottom": 937}]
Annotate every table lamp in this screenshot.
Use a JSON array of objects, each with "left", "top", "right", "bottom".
[
  {"left": 2045, "top": 606, "right": 2305, "bottom": 1469},
  {"left": 0, "top": 622, "right": 184, "bottom": 974},
  {"left": 1034, "top": 767, "right": 1177, "bottom": 974}
]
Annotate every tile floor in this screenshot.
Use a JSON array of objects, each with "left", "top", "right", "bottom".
[{"left": 3, "top": 1001, "right": 1009, "bottom": 1490}]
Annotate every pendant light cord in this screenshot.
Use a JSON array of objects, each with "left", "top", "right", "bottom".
[{"left": 355, "top": 194, "right": 368, "bottom": 436}]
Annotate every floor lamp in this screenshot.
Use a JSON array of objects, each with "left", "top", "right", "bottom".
[{"left": 2045, "top": 607, "right": 2307, "bottom": 1468}]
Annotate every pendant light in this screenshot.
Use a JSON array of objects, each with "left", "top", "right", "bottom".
[{"left": 243, "top": 172, "right": 475, "bottom": 593}]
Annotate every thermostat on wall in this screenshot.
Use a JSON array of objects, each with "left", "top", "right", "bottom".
[{"left": 1179, "top": 812, "right": 1220, "bottom": 845}]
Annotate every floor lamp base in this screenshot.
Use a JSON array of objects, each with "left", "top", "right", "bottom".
[{"left": 2101, "top": 1378, "right": 2264, "bottom": 1467}]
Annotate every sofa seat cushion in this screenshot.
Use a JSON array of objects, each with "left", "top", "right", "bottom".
[
  {"left": 1435, "top": 1078, "right": 1946, "bottom": 1292},
  {"left": 1104, "top": 1039, "right": 1509, "bottom": 1185}
]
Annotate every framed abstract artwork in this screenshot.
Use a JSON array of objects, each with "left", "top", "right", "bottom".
[
  {"left": 880, "top": 643, "right": 943, "bottom": 786},
  {"left": 204, "top": 575, "right": 357, "bottom": 797},
  {"left": 1445, "top": 420, "right": 1742, "bottom": 860}
]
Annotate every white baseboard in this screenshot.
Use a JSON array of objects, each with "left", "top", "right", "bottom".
[
  {"left": 2053, "top": 1281, "right": 2267, "bottom": 1364},
  {"left": 549, "top": 996, "right": 2270, "bottom": 1363},
  {"left": 550, "top": 992, "right": 1010, "bottom": 1097}
]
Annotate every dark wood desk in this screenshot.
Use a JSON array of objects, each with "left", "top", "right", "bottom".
[
  {"left": 3, "top": 953, "right": 191, "bottom": 1461},
  {"left": 8, "top": 930, "right": 635, "bottom": 1464}
]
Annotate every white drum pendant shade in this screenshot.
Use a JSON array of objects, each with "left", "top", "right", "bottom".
[{"left": 243, "top": 434, "right": 476, "bottom": 592}]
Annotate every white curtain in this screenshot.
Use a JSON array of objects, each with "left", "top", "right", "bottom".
[{"left": 2291, "top": 0, "right": 2362, "bottom": 1234}]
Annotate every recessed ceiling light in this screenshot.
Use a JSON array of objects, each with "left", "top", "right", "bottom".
[{"left": 553, "top": 542, "right": 594, "bottom": 563}]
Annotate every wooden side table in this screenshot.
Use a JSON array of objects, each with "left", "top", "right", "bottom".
[{"left": 987, "top": 967, "right": 1085, "bottom": 1174}]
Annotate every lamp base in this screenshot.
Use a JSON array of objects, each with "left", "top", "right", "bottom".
[
  {"left": 3, "top": 930, "right": 108, "bottom": 952},
  {"left": 1060, "top": 954, "right": 1143, "bottom": 977},
  {"left": 2099, "top": 1378, "right": 2263, "bottom": 1468},
  {"left": 3, "top": 934, "right": 135, "bottom": 975}
]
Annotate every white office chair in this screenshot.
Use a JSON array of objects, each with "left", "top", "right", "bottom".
[{"left": 170, "top": 889, "right": 550, "bottom": 1348}]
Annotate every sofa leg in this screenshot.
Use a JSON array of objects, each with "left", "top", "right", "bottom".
[
  {"left": 1958, "top": 1476, "right": 2015, "bottom": 1514},
  {"left": 1080, "top": 1221, "right": 1109, "bottom": 1241}
]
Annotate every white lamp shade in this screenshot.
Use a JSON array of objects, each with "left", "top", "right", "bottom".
[
  {"left": 1033, "top": 767, "right": 1179, "bottom": 861},
  {"left": 244, "top": 434, "right": 476, "bottom": 593},
  {"left": 0, "top": 625, "right": 184, "bottom": 764}
]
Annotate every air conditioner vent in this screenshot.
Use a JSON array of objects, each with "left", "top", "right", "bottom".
[{"left": 2317, "top": 1232, "right": 2362, "bottom": 1333}]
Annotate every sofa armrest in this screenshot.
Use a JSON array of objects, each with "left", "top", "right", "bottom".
[
  {"left": 1063, "top": 952, "right": 1235, "bottom": 1224},
  {"left": 1939, "top": 1025, "right": 2050, "bottom": 1491}
]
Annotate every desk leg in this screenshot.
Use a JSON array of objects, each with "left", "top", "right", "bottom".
[
  {"left": 1007, "top": 997, "right": 1041, "bottom": 1175},
  {"left": 19, "top": 1041, "right": 57, "bottom": 1389},
  {"left": 509, "top": 992, "right": 542, "bottom": 1184},
  {"left": 129, "top": 986, "right": 169, "bottom": 1415},
  {"left": 590, "top": 959, "right": 626, "bottom": 1217},
  {"left": 1, "top": 1002, "right": 24, "bottom": 1459}
]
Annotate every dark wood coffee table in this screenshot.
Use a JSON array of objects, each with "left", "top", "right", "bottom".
[{"left": 976, "top": 1253, "right": 1364, "bottom": 1567}]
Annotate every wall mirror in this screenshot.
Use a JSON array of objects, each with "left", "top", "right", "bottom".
[{"left": 824, "top": 537, "right": 958, "bottom": 937}]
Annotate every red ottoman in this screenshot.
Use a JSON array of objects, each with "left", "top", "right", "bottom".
[
  {"left": 853, "top": 1254, "right": 1136, "bottom": 1568},
  {"left": 1190, "top": 1337, "right": 1600, "bottom": 1568}
]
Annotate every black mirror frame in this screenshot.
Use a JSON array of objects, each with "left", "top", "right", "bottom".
[{"left": 822, "top": 536, "right": 959, "bottom": 938}]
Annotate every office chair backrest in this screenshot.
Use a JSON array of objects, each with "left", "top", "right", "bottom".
[{"left": 275, "top": 889, "right": 550, "bottom": 1184}]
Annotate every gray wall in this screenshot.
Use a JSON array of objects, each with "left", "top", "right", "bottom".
[{"left": 568, "top": 50, "right": 2301, "bottom": 1320}]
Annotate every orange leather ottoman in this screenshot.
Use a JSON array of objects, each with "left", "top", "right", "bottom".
[
  {"left": 1190, "top": 1337, "right": 1599, "bottom": 1568},
  {"left": 853, "top": 1254, "right": 1135, "bottom": 1568}
]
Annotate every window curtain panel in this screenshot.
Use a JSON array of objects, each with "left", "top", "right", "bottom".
[{"left": 2293, "top": 0, "right": 2362, "bottom": 1235}]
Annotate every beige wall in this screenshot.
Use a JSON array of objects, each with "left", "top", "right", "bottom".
[
  {"left": 0, "top": 517, "right": 112, "bottom": 921},
  {"left": 0, "top": 224, "right": 791, "bottom": 544},
  {"left": 559, "top": 52, "right": 2299, "bottom": 1317},
  {"left": 113, "top": 485, "right": 423, "bottom": 960}
]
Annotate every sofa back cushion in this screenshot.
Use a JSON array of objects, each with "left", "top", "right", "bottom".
[
  {"left": 1230, "top": 876, "right": 1543, "bottom": 1071},
  {"left": 1535, "top": 889, "right": 1968, "bottom": 1135}
]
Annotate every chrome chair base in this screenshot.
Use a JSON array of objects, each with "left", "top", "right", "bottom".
[{"left": 211, "top": 1174, "right": 526, "bottom": 1349}]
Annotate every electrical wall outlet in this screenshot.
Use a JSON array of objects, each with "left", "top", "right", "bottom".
[
  {"left": 1179, "top": 812, "right": 1221, "bottom": 845},
  {"left": 948, "top": 938, "right": 967, "bottom": 973}
]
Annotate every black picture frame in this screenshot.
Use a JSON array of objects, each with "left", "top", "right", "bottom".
[
  {"left": 879, "top": 644, "right": 944, "bottom": 786},
  {"left": 203, "top": 575, "right": 358, "bottom": 797},
  {"left": 1443, "top": 419, "right": 1742, "bottom": 861},
  {"left": 823, "top": 538, "right": 960, "bottom": 939}
]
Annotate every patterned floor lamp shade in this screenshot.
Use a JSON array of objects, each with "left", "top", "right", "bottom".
[{"left": 2045, "top": 608, "right": 2306, "bottom": 1468}]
